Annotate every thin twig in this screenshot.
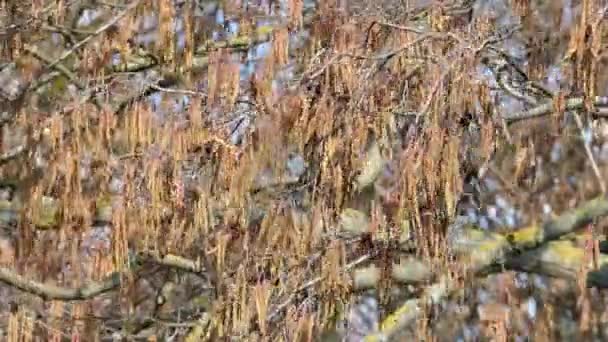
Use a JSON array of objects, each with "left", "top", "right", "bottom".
[
  {"left": 369, "top": 20, "right": 425, "bottom": 35},
  {"left": 303, "top": 52, "right": 342, "bottom": 81},
  {"left": 267, "top": 253, "right": 375, "bottom": 323},
  {"left": 46, "top": 0, "right": 142, "bottom": 70},
  {"left": 24, "top": 44, "right": 103, "bottom": 109},
  {"left": 572, "top": 112, "right": 606, "bottom": 194},
  {"left": 149, "top": 84, "right": 207, "bottom": 97}
]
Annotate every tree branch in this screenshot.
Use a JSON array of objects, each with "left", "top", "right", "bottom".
[
  {"left": 0, "top": 252, "right": 211, "bottom": 301},
  {"left": 0, "top": 267, "right": 121, "bottom": 300},
  {"left": 46, "top": 0, "right": 142, "bottom": 71},
  {"left": 504, "top": 96, "right": 608, "bottom": 123},
  {"left": 366, "top": 196, "right": 608, "bottom": 340}
]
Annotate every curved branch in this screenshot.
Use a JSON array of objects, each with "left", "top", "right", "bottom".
[
  {"left": 0, "top": 252, "right": 211, "bottom": 300},
  {"left": 0, "top": 267, "right": 121, "bottom": 300}
]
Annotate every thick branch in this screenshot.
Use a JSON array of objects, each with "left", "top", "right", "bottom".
[
  {"left": 505, "top": 240, "right": 608, "bottom": 288},
  {"left": 366, "top": 196, "right": 608, "bottom": 341}
]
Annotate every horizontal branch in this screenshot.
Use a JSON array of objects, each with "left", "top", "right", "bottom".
[
  {"left": 138, "top": 251, "right": 207, "bottom": 274},
  {"left": 504, "top": 96, "right": 608, "bottom": 123},
  {"left": 505, "top": 240, "right": 608, "bottom": 288},
  {"left": 0, "top": 267, "right": 121, "bottom": 300},
  {"left": 0, "top": 252, "right": 210, "bottom": 301}
]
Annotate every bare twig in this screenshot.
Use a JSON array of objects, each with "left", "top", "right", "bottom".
[
  {"left": 46, "top": 0, "right": 142, "bottom": 71},
  {"left": 571, "top": 112, "right": 606, "bottom": 194},
  {"left": 24, "top": 44, "right": 103, "bottom": 109},
  {"left": 267, "top": 253, "right": 375, "bottom": 323},
  {"left": 372, "top": 20, "right": 426, "bottom": 34},
  {"left": 149, "top": 84, "right": 206, "bottom": 97}
]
